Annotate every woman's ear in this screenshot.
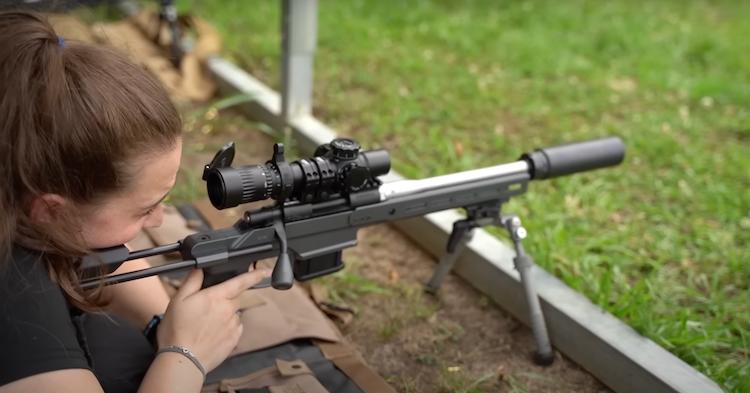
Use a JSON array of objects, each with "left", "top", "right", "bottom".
[{"left": 29, "top": 194, "right": 68, "bottom": 223}]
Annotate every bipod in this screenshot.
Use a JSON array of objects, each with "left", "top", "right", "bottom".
[{"left": 424, "top": 202, "right": 555, "bottom": 366}]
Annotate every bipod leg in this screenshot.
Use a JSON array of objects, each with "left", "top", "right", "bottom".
[
  {"left": 425, "top": 225, "right": 475, "bottom": 293},
  {"left": 501, "top": 214, "right": 555, "bottom": 366}
]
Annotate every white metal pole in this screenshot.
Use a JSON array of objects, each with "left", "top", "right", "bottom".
[{"left": 280, "top": 0, "right": 318, "bottom": 123}]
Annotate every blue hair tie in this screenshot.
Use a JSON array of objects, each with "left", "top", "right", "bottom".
[{"left": 57, "top": 35, "right": 65, "bottom": 49}]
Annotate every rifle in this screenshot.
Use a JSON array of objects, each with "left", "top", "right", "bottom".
[{"left": 79, "top": 135, "right": 626, "bottom": 366}]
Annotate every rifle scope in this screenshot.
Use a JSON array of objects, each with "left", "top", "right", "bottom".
[{"left": 203, "top": 138, "right": 391, "bottom": 209}]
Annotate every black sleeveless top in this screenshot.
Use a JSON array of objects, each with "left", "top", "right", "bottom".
[{"left": 0, "top": 245, "right": 154, "bottom": 392}]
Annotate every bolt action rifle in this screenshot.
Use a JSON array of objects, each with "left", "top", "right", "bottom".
[{"left": 79, "top": 135, "right": 626, "bottom": 366}]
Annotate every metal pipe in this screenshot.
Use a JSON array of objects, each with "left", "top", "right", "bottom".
[{"left": 280, "top": 0, "right": 318, "bottom": 122}]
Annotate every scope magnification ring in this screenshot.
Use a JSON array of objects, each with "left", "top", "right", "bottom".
[{"left": 251, "top": 165, "right": 270, "bottom": 199}]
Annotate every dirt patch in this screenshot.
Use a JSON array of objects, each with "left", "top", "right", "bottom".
[
  {"left": 342, "top": 227, "right": 611, "bottom": 393},
  {"left": 176, "top": 109, "right": 610, "bottom": 393}
]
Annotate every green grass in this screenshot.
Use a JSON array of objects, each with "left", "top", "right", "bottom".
[{"left": 169, "top": 0, "right": 750, "bottom": 391}]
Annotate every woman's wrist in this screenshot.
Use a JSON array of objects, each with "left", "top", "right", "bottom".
[
  {"left": 140, "top": 350, "right": 205, "bottom": 393},
  {"left": 156, "top": 346, "right": 206, "bottom": 382}
]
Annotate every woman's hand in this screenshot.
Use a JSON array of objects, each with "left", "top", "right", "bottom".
[{"left": 155, "top": 268, "right": 266, "bottom": 374}]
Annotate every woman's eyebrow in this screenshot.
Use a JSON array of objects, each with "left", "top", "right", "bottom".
[{"left": 144, "top": 191, "right": 170, "bottom": 211}]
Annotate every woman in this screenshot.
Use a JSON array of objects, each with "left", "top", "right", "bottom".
[{"left": 0, "top": 10, "right": 266, "bottom": 393}]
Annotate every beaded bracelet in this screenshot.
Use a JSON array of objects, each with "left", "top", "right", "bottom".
[{"left": 156, "top": 346, "right": 206, "bottom": 381}]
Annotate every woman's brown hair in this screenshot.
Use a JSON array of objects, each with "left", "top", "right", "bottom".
[{"left": 0, "top": 10, "right": 182, "bottom": 311}]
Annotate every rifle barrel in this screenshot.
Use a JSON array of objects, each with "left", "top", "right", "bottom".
[{"left": 379, "top": 161, "right": 529, "bottom": 201}]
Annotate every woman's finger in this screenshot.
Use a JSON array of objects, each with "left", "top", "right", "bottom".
[
  {"left": 206, "top": 269, "right": 267, "bottom": 300},
  {"left": 228, "top": 294, "right": 242, "bottom": 313},
  {"left": 172, "top": 269, "right": 204, "bottom": 301}
]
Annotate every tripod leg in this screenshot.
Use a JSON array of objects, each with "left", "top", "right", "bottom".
[
  {"left": 425, "top": 228, "right": 474, "bottom": 293},
  {"left": 503, "top": 216, "right": 555, "bottom": 366}
]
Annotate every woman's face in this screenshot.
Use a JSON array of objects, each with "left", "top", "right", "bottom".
[{"left": 79, "top": 138, "right": 184, "bottom": 249}]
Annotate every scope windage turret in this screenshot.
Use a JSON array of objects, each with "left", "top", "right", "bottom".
[{"left": 202, "top": 138, "right": 391, "bottom": 209}]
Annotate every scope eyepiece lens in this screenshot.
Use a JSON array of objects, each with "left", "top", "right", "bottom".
[{"left": 206, "top": 168, "right": 235, "bottom": 209}]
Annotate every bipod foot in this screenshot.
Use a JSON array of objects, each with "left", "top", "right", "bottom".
[
  {"left": 501, "top": 214, "right": 555, "bottom": 367},
  {"left": 533, "top": 350, "right": 555, "bottom": 366}
]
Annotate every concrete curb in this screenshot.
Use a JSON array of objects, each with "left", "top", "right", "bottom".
[{"left": 205, "top": 55, "right": 726, "bottom": 393}]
